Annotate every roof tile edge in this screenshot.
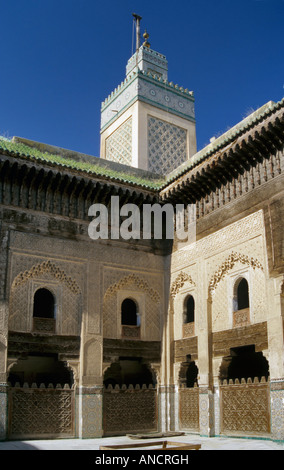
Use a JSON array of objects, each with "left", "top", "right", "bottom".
[{"left": 164, "top": 98, "right": 284, "bottom": 185}]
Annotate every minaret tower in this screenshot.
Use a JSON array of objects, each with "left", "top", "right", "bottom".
[{"left": 100, "top": 14, "right": 196, "bottom": 174}]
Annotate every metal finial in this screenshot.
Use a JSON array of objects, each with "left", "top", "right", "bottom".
[{"left": 143, "top": 29, "right": 150, "bottom": 48}]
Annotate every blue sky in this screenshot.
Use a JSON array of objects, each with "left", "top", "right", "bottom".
[{"left": 0, "top": 0, "right": 283, "bottom": 157}]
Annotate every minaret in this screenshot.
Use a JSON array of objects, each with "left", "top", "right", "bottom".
[{"left": 100, "top": 15, "right": 196, "bottom": 174}]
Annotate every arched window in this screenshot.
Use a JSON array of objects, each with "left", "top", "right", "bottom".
[
  {"left": 184, "top": 295, "right": 195, "bottom": 324},
  {"left": 235, "top": 278, "right": 249, "bottom": 310},
  {"left": 33, "top": 288, "right": 55, "bottom": 319},
  {"left": 121, "top": 298, "right": 138, "bottom": 326}
]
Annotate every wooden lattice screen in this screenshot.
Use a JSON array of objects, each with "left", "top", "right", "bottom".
[
  {"left": 220, "top": 377, "right": 271, "bottom": 437},
  {"left": 103, "top": 384, "right": 157, "bottom": 436},
  {"left": 179, "top": 385, "right": 199, "bottom": 431},
  {"left": 8, "top": 384, "right": 75, "bottom": 439}
]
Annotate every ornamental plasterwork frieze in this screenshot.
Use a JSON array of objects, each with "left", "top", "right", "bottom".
[
  {"left": 209, "top": 252, "right": 264, "bottom": 298},
  {"left": 170, "top": 271, "right": 196, "bottom": 299},
  {"left": 103, "top": 273, "right": 160, "bottom": 304},
  {"left": 11, "top": 260, "right": 81, "bottom": 295},
  {"left": 9, "top": 258, "right": 83, "bottom": 335},
  {"left": 103, "top": 272, "right": 161, "bottom": 340},
  {"left": 171, "top": 210, "right": 264, "bottom": 271},
  {"left": 9, "top": 230, "right": 164, "bottom": 273}
]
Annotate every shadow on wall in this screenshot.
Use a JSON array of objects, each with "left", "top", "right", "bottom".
[
  {"left": 219, "top": 345, "right": 269, "bottom": 381},
  {"left": 8, "top": 354, "right": 74, "bottom": 388},
  {"left": 103, "top": 358, "right": 156, "bottom": 388}
]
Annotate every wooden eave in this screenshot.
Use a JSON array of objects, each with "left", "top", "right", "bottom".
[
  {"left": 0, "top": 154, "right": 159, "bottom": 220},
  {"left": 160, "top": 105, "right": 284, "bottom": 204}
]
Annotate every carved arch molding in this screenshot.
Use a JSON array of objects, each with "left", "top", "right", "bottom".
[
  {"left": 103, "top": 273, "right": 161, "bottom": 341},
  {"left": 170, "top": 254, "right": 263, "bottom": 301},
  {"left": 103, "top": 273, "right": 160, "bottom": 303},
  {"left": 208, "top": 252, "right": 264, "bottom": 300},
  {"left": 170, "top": 272, "right": 196, "bottom": 300},
  {"left": 11, "top": 260, "right": 81, "bottom": 294},
  {"left": 9, "top": 260, "right": 82, "bottom": 335}
]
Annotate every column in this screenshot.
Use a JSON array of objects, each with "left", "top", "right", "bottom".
[
  {"left": 78, "top": 336, "right": 103, "bottom": 438},
  {"left": 78, "top": 385, "right": 103, "bottom": 439},
  {"left": 0, "top": 343, "right": 8, "bottom": 441},
  {"left": 268, "top": 278, "right": 284, "bottom": 441},
  {"left": 0, "top": 286, "right": 9, "bottom": 439},
  {"left": 212, "top": 357, "right": 223, "bottom": 436},
  {"left": 160, "top": 266, "right": 172, "bottom": 433},
  {"left": 0, "top": 228, "right": 9, "bottom": 440},
  {"left": 198, "top": 297, "right": 215, "bottom": 437},
  {"left": 0, "top": 383, "right": 8, "bottom": 441}
]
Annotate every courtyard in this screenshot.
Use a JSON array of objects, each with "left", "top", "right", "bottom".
[{"left": 0, "top": 433, "right": 283, "bottom": 451}]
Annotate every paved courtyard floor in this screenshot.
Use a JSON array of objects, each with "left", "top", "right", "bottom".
[{"left": 0, "top": 433, "right": 283, "bottom": 451}]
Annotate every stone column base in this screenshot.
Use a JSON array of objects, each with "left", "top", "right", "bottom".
[
  {"left": 199, "top": 387, "right": 215, "bottom": 437},
  {"left": 158, "top": 385, "right": 168, "bottom": 433},
  {"left": 0, "top": 384, "right": 8, "bottom": 440},
  {"left": 158, "top": 385, "right": 178, "bottom": 432},
  {"left": 77, "top": 386, "right": 103, "bottom": 438},
  {"left": 270, "top": 379, "right": 284, "bottom": 442}
]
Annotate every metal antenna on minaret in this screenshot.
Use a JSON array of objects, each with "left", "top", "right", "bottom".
[{"left": 132, "top": 13, "right": 142, "bottom": 52}]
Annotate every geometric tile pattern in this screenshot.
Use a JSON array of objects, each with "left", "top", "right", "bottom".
[
  {"left": 270, "top": 382, "right": 284, "bottom": 441},
  {"left": 0, "top": 389, "right": 7, "bottom": 440},
  {"left": 81, "top": 393, "right": 103, "bottom": 438},
  {"left": 105, "top": 117, "right": 132, "bottom": 165},
  {"left": 199, "top": 388, "right": 215, "bottom": 437},
  {"left": 148, "top": 116, "right": 187, "bottom": 174}
]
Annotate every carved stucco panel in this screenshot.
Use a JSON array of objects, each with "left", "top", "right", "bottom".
[
  {"left": 9, "top": 258, "right": 83, "bottom": 335},
  {"left": 171, "top": 212, "right": 268, "bottom": 335},
  {"left": 83, "top": 337, "right": 103, "bottom": 380},
  {"left": 171, "top": 265, "right": 197, "bottom": 340},
  {"left": 209, "top": 254, "right": 267, "bottom": 333},
  {"left": 102, "top": 271, "right": 162, "bottom": 341},
  {"left": 171, "top": 210, "right": 265, "bottom": 271}
]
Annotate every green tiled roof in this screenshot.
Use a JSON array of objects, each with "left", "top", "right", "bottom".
[
  {"left": 0, "top": 136, "right": 165, "bottom": 191},
  {"left": 1, "top": 97, "right": 283, "bottom": 192},
  {"left": 165, "top": 97, "right": 284, "bottom": 185}
]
